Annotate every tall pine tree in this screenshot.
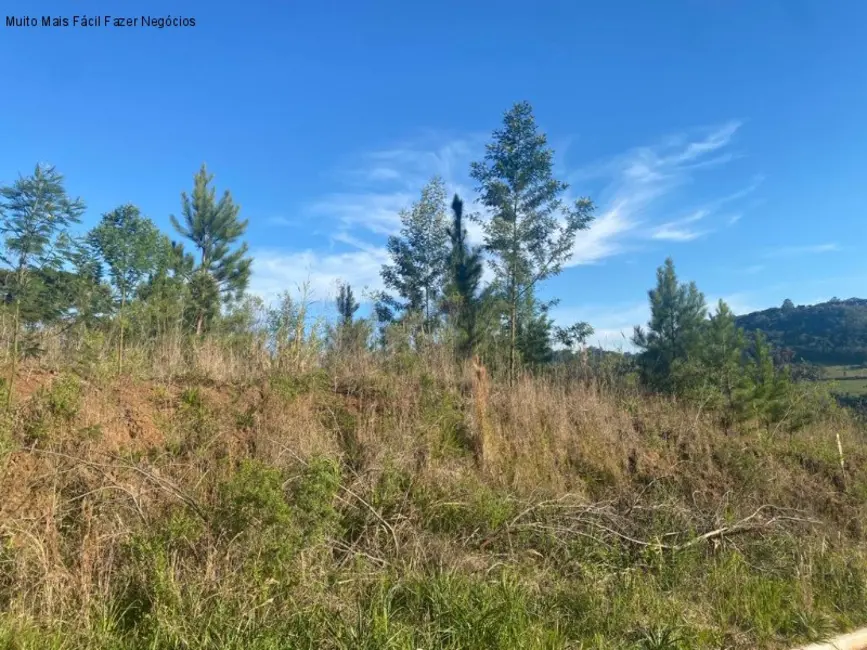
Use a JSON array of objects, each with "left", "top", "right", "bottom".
[
  {"left": 443, "top": 194, "right": 484, "bottom": 359},
  {"left": 697, "top": 299, "right": 751, "bottom": 427},
  {"left": 336, "top": 282, "right": 360, "bottom": 327},
  {"left": 632, "top": 258, "right": 707, "bottom": 392},
  {"left": 333, "top": 281, "right": 369, "bottom": 353},
  {"left": 170, "top": 164, "right": 252, "bottom": 335},
  {"left": 470, "top": 101, "right": 594, "bottom": 382},
  {"left": 748, "top": 331, "right": 791, "bottom": 432}
]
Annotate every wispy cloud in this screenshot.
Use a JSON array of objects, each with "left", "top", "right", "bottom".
[
  {"left": 250, "top": 247, "right": 388, "bottom": 305},
  {"left": 566, "top": 120, "right": 752, "bottom": 262},
  {"left": 257, "top": 120, "right": 758, "bottom": 305},
  {"left": 550, "top": 301, "right": 648, "bottom": 350},
  {"left": 650, "top": 208, "right": 710, "bottom": 242},
  {"left": 763, "top": 243, "right": 839, "bottom": 258},
  {"left": 308, "top": 191, "right": 416, "bottom": 236},
  {"left": 651, "top": 226, "right": 707, "bottom": 242},
  {"left": 567, "top": 201, "right": 633, "bottom": 264},
  {"left": 252, "top": 136, "right": 485, "bottom": 303},
  {"left": 313, "top": 119, "right": 752, "bottom": 266},
  {"left": 303, "top": 135, "right": 485, "bottom": 243}
]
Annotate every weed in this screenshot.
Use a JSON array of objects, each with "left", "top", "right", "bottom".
[
  {"left": 269, "top": 370, "right": 329, "bottom": 402},
  {"left": 634, "top": 624, "right": 690, "bottom": 650},
  {"left": 214, "top": 459, "right": 291, "bottom": 538},
  {"left": 2, "top": 353, "right": 867, "bottom": 648},
  {"left": 21, "top": 373, "right": 82, "bottom": 442}
]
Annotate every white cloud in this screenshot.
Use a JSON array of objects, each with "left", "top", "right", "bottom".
[
  {"left": 250, "top": 247, "right": 388, "bottom": 305},
  {"left": 651, "top": 226, "right": 707, "bottom": 242},
  {"left": 680, "top": 209, "right": 710, "bottom": 224},
  {"left": 253, "top": 119, "right": 760, "bottom": 318},
  {"left": 308, "top": 191, "right": 415, "bottom": 236},
  {"left": 671, "top": 121, "right": 741, "bottom": 164},
  {"left": 567, "top": 201, "right": 632, "bottom": 264},
  {"left": 312, "top": 119, "right": 752, "bottom": 272},
  {"left": 763, "top": 243, "right": 839, "bottom": 258},
  {"left": 550, "top": 301, "right": 648, "bottom": 351},
  {"left": 650, "top": 208, "right": 711, "bottom": 242},
  {"left": 564, "top": 121, "right": 749, "bottom": 265}
]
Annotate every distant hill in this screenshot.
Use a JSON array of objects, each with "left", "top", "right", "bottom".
[{"left": 735, "top": 297, "right": 867, "bottom": 365}]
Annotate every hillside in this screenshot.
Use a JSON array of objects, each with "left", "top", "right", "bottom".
[
  {"left": 736, "top": 298, "right": 867, "bottom": 366},
  {"left": 2, "top": 350, "right": 867, "bottom": 649}
]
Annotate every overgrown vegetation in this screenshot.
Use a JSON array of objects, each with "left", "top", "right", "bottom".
[{"left": 1, "top": 101, "right": 866, "bottom": 648}]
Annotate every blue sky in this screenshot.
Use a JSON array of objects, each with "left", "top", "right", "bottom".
[{"left": 2, "top": 0, "right": 867, "bottom": 346}]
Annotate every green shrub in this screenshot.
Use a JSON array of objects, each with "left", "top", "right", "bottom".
[
  {"left": 417, "top": 478, "right": 516, "bottom": 541},
  {"left": 214, "top": 459, "right": 291, "bottom": 538},
  {"left": 21, "top": 374, "right": 82, "bottom": 443},
  {"left": 269, "top": 369, "right": 329, "bottom": 401},
  {"left": 291, "top": 455, "right": 341, "bottom": 543}
]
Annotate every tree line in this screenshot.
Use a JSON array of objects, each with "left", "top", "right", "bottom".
[
  {"left": 0, "top": 101, "right": 835, "bottom": 427},
  {"left": 0, "top": 163, "right": 251, "bottom": 400},
  {"left": 736, "top": 297, "right": 867, "bottom": 366}
]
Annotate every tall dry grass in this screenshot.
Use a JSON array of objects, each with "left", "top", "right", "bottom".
[{"left": 0, "top": 333, "right": 865, "bottom": 648}]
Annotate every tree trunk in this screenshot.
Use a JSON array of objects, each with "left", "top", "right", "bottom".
[
  {"left": 117, "top": 291, "right": 126, "bottom": 374},
  {"left": 294, "top": 317, "right": 304, "bottom": 371},
  {"left": 6, "top": 264, "right": 26, "bottom": 409},
  {"left": 195, "top": 311, "right": 204, "bottom": 337},
  {"left": 5, "top": 298, "right": 20, "bottom": 409},
  {"left": 509, "top": 197, "right": 520, "bottom": 385},
  {"left": 509, "top": 294, "right": 517, "bottom": 386}
]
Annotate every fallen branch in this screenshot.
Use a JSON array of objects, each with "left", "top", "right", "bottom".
[{"left": 510, "top": 502, "right": 820, "bottom": 553}]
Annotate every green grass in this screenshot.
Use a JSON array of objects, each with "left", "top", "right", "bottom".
[
  {"left": 2, "top": 364, "right": 867, "bottom": 649},
  {"left": 821, "top": 365, "right": 867, "bottom": 380},
  {"left": 814, "top": 365, "right": 867, "bottom": 396},
  {"left": 826, "top": 378, "right": 867, "bottom": 396}
]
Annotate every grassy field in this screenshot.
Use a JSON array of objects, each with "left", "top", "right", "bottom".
[
  {"left": 1, "top": 349, "right": 866, "bottom": 649},
  {"left": 818, "top": 365, "right": 867, "bottom": 397}
]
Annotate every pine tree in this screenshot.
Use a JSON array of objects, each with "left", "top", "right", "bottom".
[
  {"left": 379, "top": 177, "right": 450, "bottom": 332},
  {"left": 516, "top": 298, "right": 555, "bottom": 369},
  {"left": 170, "top": 164, "right": 252, "bottom": 335},
  {"left": 470, "top": 101, "right": 594, "bottom": 382},
  {"left": 89, "top": 204, "right": 162, "bottom": 372},
  {"left": 333, "top": 282, "right": 370, "bottom": 354},
  {"left": 749, "top": 331, "right": 791, "bottom": 432},
  {"left": 443, "top": 194, "right": 484, "bottom": 359},
  {"left": 0, "top": 164, "right": 84, "bottom": 405},
  {"left": 136, "top": 239, "right": 194, "bottom": 340},
  {"left": 336, "top": 282, "right": 359, "bottom": 327},
  {"left": 633, "top": 258, "right": 707, "bottom": 392},
  {"left": 700, "top": 300, "right": 751, "bottom": 427}
]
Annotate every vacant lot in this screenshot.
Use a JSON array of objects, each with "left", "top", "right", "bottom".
[{"left": 1, "top": 354, "right": 866, "bottom": 649}]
